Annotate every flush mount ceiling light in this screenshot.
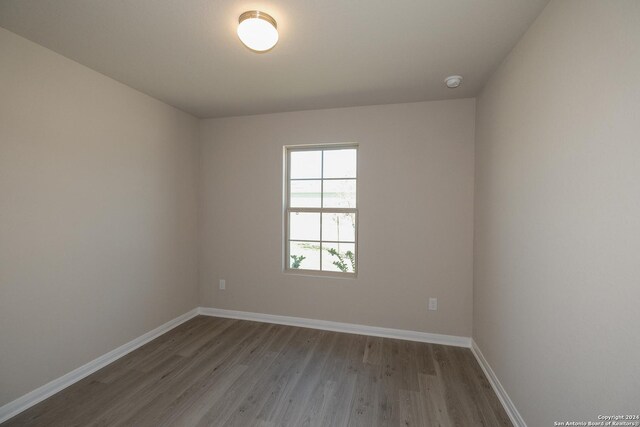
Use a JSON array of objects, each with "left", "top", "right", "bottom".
[
  {"left": 237, "top": 11, "right": 278, "bottom": 52},
  {"left": 445, "top": 75, "right": 463, "bottom": 88}
]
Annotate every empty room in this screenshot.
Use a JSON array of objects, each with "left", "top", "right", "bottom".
[{"left": 1, "top": 1, "right": 638, "bottom": 426}]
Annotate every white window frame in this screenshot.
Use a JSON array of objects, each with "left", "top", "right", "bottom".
[{"left": 283, "top": 143, "right": 358, "bottom": 277}]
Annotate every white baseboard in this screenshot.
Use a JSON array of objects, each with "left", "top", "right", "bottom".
[
  {"left": 470, "top": 339, "right": 527, "bottom": 427},
  {"left": 0, "top": 307, "right": 199, "bottom": 424},
  {"left": 197, "top": 307, "right": 471, "bottom": 348},
  {"left": 2, "top": 307, "right": 522, "bottom": 427}
]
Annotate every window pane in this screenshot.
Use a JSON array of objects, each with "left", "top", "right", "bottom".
[
  {"left": 323, "top": 149, "right": 357, "bottom": 178},
  {"left": 290, "top": 150, "right": 322, "bottom": 179},
  {"left": 322, "top": 242, "right": 356, "bottom": 273},
  {"left": 290, "top": 180, "right": 321, "bottom": 208},
  {"left": 322, "top": 213, "right": 356, "bottom": 242},
  {"left": 289, "top": 241, "right": 321, "bottom": 270},
  {"left": 322, "top": 179, "right": 356, "bottom": 208},
  {"left": 289, "top": 212, "right": 320, "bottom": 241}
]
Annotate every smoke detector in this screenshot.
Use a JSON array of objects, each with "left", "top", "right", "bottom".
[{"left": 445, "top": 75, "right": 463, "bottom": 88}]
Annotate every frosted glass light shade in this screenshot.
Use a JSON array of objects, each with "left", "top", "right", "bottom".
[{"left": 237, "top": 11, "right": 278, "bottom": 52}]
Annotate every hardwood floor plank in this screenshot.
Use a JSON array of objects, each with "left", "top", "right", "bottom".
[
  {"left": 432, "top": 344, "right": 474, "bottom": 426},
  {"left": 2, "top": 316, "right": 512, "bottom": 427},
  {"left": 346, "top": 365, "right": 379, "bottom": 426},
  {"left": 419, "top": 371, "right": 452, "bottom": 427},
  {"left": 157, "top": 363, "right": 249, "bottom": 427},
  {"left": 254, "top": 328, "right": 326, "bottom": 425},
  {"left": 295, "top": 379, "right": 337, "bottom": 427},
  {"left": 317, "top": 334, "right": 363, "bottom": 427},
  {"left": 168, "top": 324, "right": 288, "bottom": 426},
  {"left": 415, "top": 342, "right": 437, "bottom": 376},
  {"left": 121, "top": 320, "right": 267, "bottom": 427},
  {"left": 205, "top": 327, "right": 317, "bottom": 426},
  {"left": 399, "top": 388, "right": 429, "bottom": 427},
  {"left": 362, "top": 336, "right": 383, "bottom": 366},
  {"left": 278, "top": 331, "right": 341, "bottom": 426},
  {"left": 453, "top": 348, "right": 511, "bottom": 427},
  {"left": 210, "top": 337, "right": 301, "bottom": 425}
]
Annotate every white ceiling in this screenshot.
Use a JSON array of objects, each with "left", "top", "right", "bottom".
[{"left": 0, "top": 0, "right": 549, "bottom": 118}]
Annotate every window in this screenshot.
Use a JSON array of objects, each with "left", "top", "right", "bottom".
[{"left": 285, "top": 144, "right": 358, "bottom": 276}]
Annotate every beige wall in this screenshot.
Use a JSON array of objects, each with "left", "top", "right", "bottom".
[
  {"left": 199, "top": 99, "right": 475, "bottom": 337},
  {"left": 474, "top": 1, "right": 640, "bottom": 425},
  {"left": 0, "top": 28, "right": 200, "bottom": 406}
]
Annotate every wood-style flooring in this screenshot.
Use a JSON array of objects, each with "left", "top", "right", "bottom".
[{"left": 3, "top": 316, "right": 511, "bottom": 426}]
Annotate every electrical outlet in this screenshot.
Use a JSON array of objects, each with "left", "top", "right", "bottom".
[
  {"left": 428, "top": 297, "right": 438, "bottom": 311},
  {"left": 219, "top": 279, "right": 226, "bottom": 290}
]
